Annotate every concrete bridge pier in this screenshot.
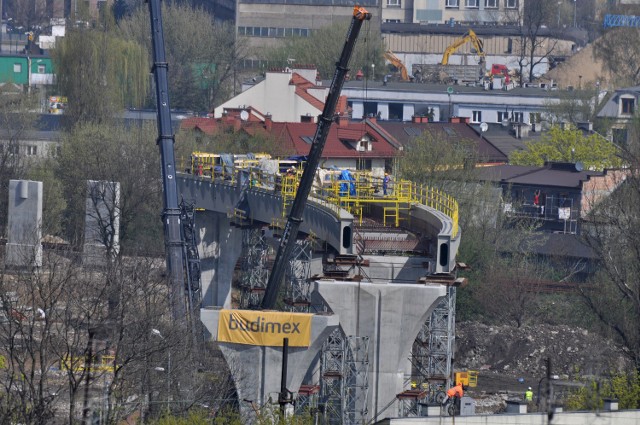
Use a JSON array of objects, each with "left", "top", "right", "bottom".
[
  {"left": 315, "top": 280, "right": 447, "bottom": 423},
  {"left": 201, "top": 309, "right": 339, "bottom": 420},
  {"left": 197, "top": 210, "right": 242, "bottom": 308}
]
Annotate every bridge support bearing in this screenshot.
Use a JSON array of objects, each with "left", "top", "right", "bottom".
[
  {"left": 200, "top": 309, "right": 339, "bottom": 421},
  {"left": 314, "top": 280, "right": 446, "bottom": 423}
]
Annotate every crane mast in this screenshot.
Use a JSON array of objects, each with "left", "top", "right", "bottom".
[
  {"left": 147, "top": 0, "right": 187, "bottom": 319},
  {"left": 261, "top": 6, "right": 372, "bottom": 310}
]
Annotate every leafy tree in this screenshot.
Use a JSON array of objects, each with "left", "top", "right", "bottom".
[
  {"left": 566, "top": 371, "right": 640, "bottom": 410},
  {"left": 55, "top": 122, "right": 162, "bottom": 254},
  {"left": 51, "top": 22, "right": 149, "bottom": 127},
  {"left": 0, "top": 89, "right": 39, "bottom": 237},
  {"left": 509, "top": 126, "right": 623, "bottom": 170},
  {"left": 119, "top": 3, "right": 249, "bottom": 111},
  {"left": 262, "top": 19, "right": 386, "bottom": 82}
]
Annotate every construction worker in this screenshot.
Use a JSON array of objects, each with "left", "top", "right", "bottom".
[
  {"left": 382, "top": 173, "right": 390, "bottom": 195},
  {"left": 442, "top": 382, "right": 464, "bottom": 415},
  {"left": 525, "top": 386, "right": 533, "bottom": 402}
]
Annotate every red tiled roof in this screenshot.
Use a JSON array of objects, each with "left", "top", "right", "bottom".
[
  {"left": 276, "top": 120, "right": 401, "bottom": 159},
  {"left": 180, "top": 117, "right": 217, "bottom": 135}
]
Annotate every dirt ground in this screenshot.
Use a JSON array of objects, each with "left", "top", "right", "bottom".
[{"left": 453, "top": 321, "right": 632, "bottom": 413}]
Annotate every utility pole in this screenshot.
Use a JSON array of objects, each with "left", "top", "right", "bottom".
[{"left": 573, "top": 0, "right": 577, "bottom": 28}]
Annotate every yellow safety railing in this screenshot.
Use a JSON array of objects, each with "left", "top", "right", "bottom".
[{"left": 182, "top": 157, "right": 459, "bottom": 238}]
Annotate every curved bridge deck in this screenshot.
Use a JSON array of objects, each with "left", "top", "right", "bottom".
[{"left": 177, "top": 168, "right": 460, "bottom": 274}]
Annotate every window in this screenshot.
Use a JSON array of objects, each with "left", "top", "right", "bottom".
[
  {"left": 622, "top": 98, "right": 635, "bottom": 115},
  {"left": 472, "top": 110, "right": 482, "bottom": 123},
  {"left": 387, "top": 0, "right": 400, "bottom": 6},
  {"left": 13, "top": 63, "right": 21, "bottom": 73},
  {"left": 505, "top": 0, "right": 518, "bottom": 8},
  {"left": 485, "top": 0, "right": 497, "bottom": 8},
  {"left": 530, "top": 112, "right": 542, "bottom": 124},
  {"left": 26, "top": 145, "right": 37, "bottom": 156},
  {"left": 465, "top": 0, "right": 478, "bottom": 7},
  {"left": 357, "top": 140, "right": 372, "bottom": 151},
  {"left": 385, "top": 19, "right": 401, "bottom": 23},
  {"left": 37, "top": 64, "right": 46, "bottom": 73},
  {"left": 357, "top": 159, "right": 372, "bottom": 170},
  {"left": 497, "top": 111, "right": 508, "bottom": 123},
  {"left": 513, "top": 112, "right": 523, "bottom": 122},
  {"left": 446, "top": 0, "right": 459, "bottom": 7}
]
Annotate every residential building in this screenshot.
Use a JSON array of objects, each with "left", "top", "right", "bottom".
[
  {"left": 597, "top": 85, "right": 640, "bottom": 144},
  {"left": 341, "top": 79, "right": 564, "bottom": 124},
  {"left": 385, "top": 0, "right": 523, "bottom": 25},
  {"left": 473, "top": 162, "right": 627, "bottom": 235},
  {"left": 214, "top": 66, "right": 336, "bottom": 123}
]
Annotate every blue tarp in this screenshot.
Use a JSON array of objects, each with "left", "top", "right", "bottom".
[{"left": 339, "top": 169, "right": 356, "bottom": 196}]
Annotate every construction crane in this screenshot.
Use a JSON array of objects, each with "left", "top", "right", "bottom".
[
  {"left": 147, "top": 0, "right": 201, "bottom": 322},
  {"left": 260, "top": 6, "right": 372, "bottom": 310},
  {"left": 384, "top": 50, "right": 410, "bottom": 81},
  {"left": 441, "top": 29, "right": 485, "bottom": 65}
]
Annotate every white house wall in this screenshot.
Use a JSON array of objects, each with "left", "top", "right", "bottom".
[{"left": 214, "top": 71, "right": 326, "bottom": 122}]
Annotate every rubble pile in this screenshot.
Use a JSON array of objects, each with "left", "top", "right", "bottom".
[{"left": 456, "top": 322, "right": 632, "bottom": 384}]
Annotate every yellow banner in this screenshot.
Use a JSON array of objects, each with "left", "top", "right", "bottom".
[{"left": 217, "top": 309, "right": 312, "bottom": 347}]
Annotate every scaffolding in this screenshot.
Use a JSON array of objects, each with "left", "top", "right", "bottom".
[
  {"left": 343, "top": 336, "right": 370, "bottom": 424},
  {"left": 296, "top": 384, "right": 320, "bottom": 417},
  {"left": 410, "top": 285, "right": 456, "bottom": 405},
  {"left": 238, "top": 227, "right": 270, "bottom": 309},
  {"left": 396, "top": 389, "right": 427, "bottom": 417},
  {"left": 284, "top": 239, "right": 313, "bottom": 313},
  {"left": 320, "top": 328, "right": 346, "bottom": 425}
]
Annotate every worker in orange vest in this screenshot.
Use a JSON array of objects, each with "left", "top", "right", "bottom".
[{"left": 442, "top": 382, "right": 464, "bottom": 414}]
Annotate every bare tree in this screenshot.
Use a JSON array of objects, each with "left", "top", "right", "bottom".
[
  {"left": 505, "top": 0, "right": 558, "bottom": 84},
  {"left": 579, "top": 117, "right": 640, "bottom": 369}
]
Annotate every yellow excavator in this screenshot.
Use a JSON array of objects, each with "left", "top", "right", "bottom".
[
  {"left": 384, "top": 50, "right": 410, "bottom": 81},
  {"left": 441, "top": 29, "right": 486, "bottom": 65}
]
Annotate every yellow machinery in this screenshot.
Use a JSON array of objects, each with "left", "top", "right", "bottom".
[
  {"left": 454, "top": 370, "right": 478, "bottom": 387},
  {"left": 441, "top": 30, "right": 485, "bottom": 65},
  {"left": 384, "top": 50, "right": 410, "bottom": 81}
]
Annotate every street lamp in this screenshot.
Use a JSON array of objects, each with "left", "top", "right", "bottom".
[
  {"left": 151, "top": 329, "right": 171, "bottom": 411},
  {"left": 573, "top": 0, "right": 577, "bottom": 28}
]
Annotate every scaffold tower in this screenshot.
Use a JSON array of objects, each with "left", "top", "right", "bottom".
[
  {"left": 410, "top": 285, "right": 456, "bottom": 403},
  {"left": 320, "top": 328, "right": 346, "bottom": 424},
  {"left": 238, "top": 227, "right": 270, "bottom": 309},
  {"left": 284, "top": 239, "right": 313, "bottom": 313},
  {"left": 344, "top": 336, "right": 370, "bottom": 424}
]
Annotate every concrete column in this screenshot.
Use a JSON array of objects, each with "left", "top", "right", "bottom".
[
  {"left": 197, "top": 211, "right": 242, "bottom": 308},
  {"left": 6, "top": 180, "right": 43, "bottom": 267},
  {"left": 83, "top": 180, "right": 120, "bottom": 266},
  {"left": 201, "top": 309, "right": 339, "bottom": 419},
  {"left": 315, "top": 280, "right": 447, "bottom": 423}
]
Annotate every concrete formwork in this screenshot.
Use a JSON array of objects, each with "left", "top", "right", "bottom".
[
  {"left": 315, "top": 280, "right": 447, "bottom": 424},
  {"left": 6, "top": 180, "right": 43, "bottom": 268}
]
